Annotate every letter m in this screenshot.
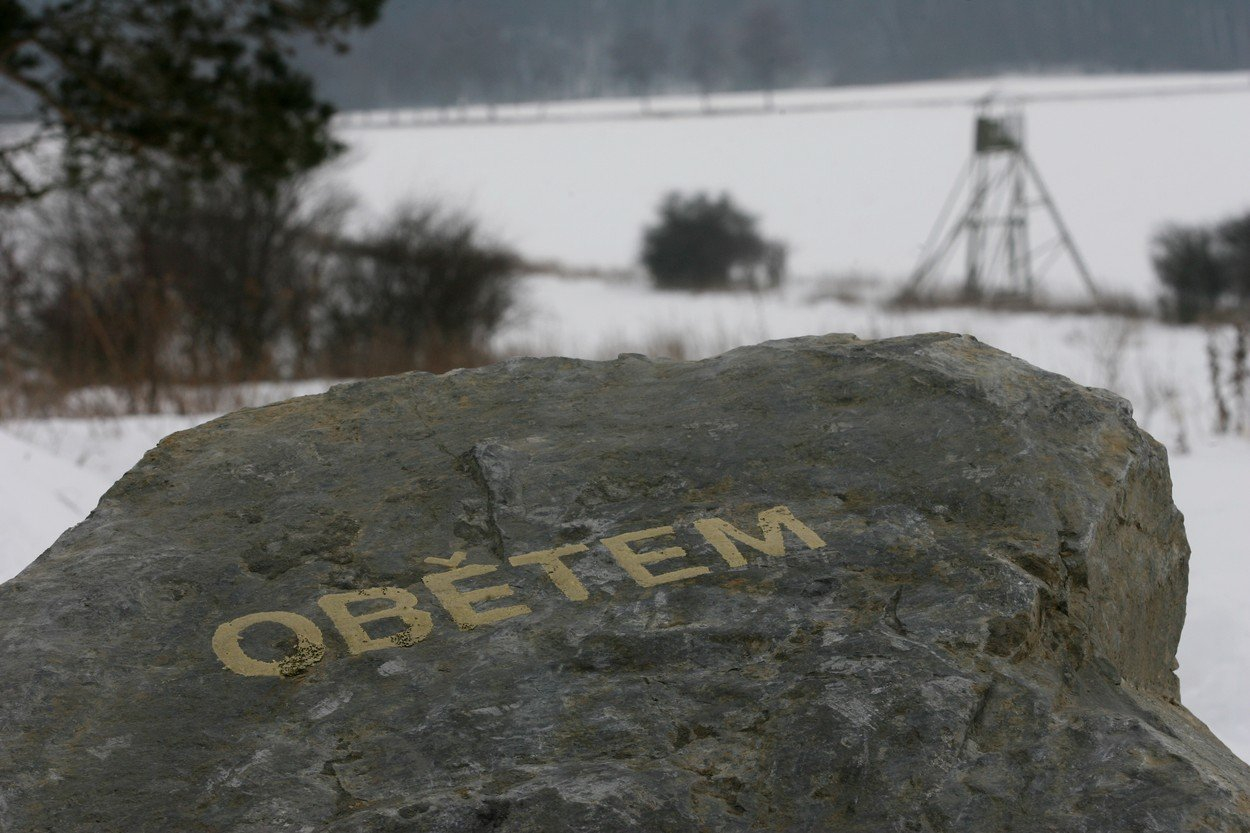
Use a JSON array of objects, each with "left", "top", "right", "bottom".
[{"left": 695, "top": 505, "right": 825, "bottom": 568}]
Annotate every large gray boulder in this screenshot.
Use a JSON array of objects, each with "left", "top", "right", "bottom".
[{"left": 1, "top": 333, "right": 1247, "bottom": 832}]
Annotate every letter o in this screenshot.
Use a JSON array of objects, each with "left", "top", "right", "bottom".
[{"left": 212, "top": 611, "right": 325, "bottom": 677}]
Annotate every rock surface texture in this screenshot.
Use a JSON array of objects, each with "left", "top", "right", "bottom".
[{"left": 2, "top": 333, "right": 1248, "bottom": 832}]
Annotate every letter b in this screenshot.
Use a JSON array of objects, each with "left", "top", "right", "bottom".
[{"left": 317, "top": 587, "right": 434, "bottom": 654}]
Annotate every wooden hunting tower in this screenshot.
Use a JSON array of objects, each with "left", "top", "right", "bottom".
[{"left": 907, "top": 102, "right": 1099, "bottom": 301}]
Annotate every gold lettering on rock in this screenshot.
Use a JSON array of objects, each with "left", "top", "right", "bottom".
[
  {"left": 211, "top": 503, "right": 830, "bottom": 677},
  {"left": 694, "top": 505, "right": 826, "bottom": 567},
  {"left": 423, "top": 554, "right": 533, "bottom": 629},
  {"left": 601, "top": 525, "right": 710, "bottom": 587},
  {"left": 317, "top": 587, "right": 433, "bottom": 654},
  {"left": 509, "top": 543, "right": 591, "bottom": 601},
  {"left": 211, "top": 611, "right": 326, "bottom": 677}
]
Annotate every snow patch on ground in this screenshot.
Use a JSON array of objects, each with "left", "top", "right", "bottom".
[
  {"left": 1172, "top": 439, "right": 1250, "bottom": 760},
  {"left": 0, "top": 429, "right": 111, "bottom": 581}
]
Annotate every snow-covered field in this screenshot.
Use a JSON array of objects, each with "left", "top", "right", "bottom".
[
  {"left": 334, "top": 72, "right": 1250, "bottom": 298},
  {"left": 3, "top": 73, "right": 1249, "bottom": 761}
]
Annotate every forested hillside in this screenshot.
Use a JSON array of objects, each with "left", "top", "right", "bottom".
[{"left": 302, "top": 0, "right": 1250, "bottom": 108}]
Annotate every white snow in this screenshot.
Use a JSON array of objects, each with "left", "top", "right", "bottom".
[
  {"left": 1171, "top": 440, "right": 1250, "bottom": 760},
  {"left": 0, "top": 428, "right": 111, "bottom": 580},
  {"left": 3, "top": 72, "right": 1249, "bottom": 763}
]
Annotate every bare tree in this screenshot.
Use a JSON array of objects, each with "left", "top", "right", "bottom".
[
  {"left": 737, "top": 2, "right": 801, "bottom": 106},
  {"left": 685, "top": 21, "right": 726, "bottom": 105},
  {"left": 1216, "top": 213, "right": 1250, "bottom": 305},
  {"left": 611, "top": 25, "right": 667, "bottom": 107},
  {"left": 321, "top": 205, "right": 517, "bottom": 375},
  {"left": 1152, "top": 225, "right": 1226, "bottom": 323},
  {"left": 421, "top": 7, "right": 513, "bottom": 110}
]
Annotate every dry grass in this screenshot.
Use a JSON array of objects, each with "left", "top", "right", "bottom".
[
  {"left": 889, "top": 286, "right": 1150, "bottom": 318},
  {"left": 0, "top": 338, "right": 499, "bottom": 420}
]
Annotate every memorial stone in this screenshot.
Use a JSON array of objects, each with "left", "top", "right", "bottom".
[{"left": 1, "top": 333, "right": 1248, "bottom": 831}]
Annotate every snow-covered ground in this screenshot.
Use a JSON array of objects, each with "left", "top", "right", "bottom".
[
  {"left": 1170, "top": 439, "right": 1250, "bottom": 762},
  {"left": 0, "top": 430, "right": 111, "bottom": 573},
  {"left": 3, "top": 73, "right": 1249, "bottom": 761}
]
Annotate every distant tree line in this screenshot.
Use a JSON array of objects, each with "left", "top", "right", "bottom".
[{"left": 301, "top": 0, "right": 1250, "bottom": 110}]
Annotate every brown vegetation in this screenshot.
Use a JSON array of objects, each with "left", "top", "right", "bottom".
[{"left": 0, "top": 164, "right": 516, "bottom": 417}]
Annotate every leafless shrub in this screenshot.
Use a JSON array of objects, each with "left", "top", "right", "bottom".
[
  {"left": 1206, "top": 321, "right": 1250, "bottom": 436},
  {"left": 1, "top": 168, "right": 515, "bottom": 415},
  {"left": 316, "top": 204, "right": 516, "bottom": 377}
]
